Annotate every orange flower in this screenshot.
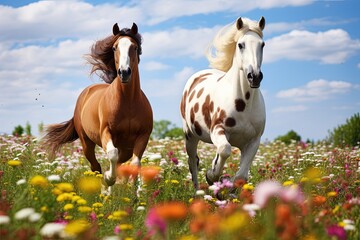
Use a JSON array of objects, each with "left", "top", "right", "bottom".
[
  {"left": 312, "top": 195, "right": 326, "bottom": 206},
  {"left": 189, "top": 199, "right": 210, "bottom": 216},
  {"left": 140, "top": 166, "right": 161, "bottom": 183},
  {"left": 117, "top": 165, "right": 139, "bottom": 179},
  {"left": 154, "top": 201, "right": 187, "bottom": 221}
]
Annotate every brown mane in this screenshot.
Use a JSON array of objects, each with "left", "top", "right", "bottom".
[{"left": 85, "top": 27, "right": 143, "bottom": 83}]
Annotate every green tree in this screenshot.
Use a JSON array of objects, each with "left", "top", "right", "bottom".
[
  {"left": 25, "top": 121, "right": 32, "bottom": 136},
  {"left": 275, "top": 130, "right": 301, "bottom": 144},
  {"left": 151, "top": 120, "right": 184, "bottom": 139},
  {"left": 12, "top": 125, "right": 24, "bottom": 136},
  {"left": 328, "top": 113, "right": 360, "bottom": 147}
]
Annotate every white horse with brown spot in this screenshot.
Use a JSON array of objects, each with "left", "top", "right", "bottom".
[{"left": 180, "top": 17, "right": 266, "bottom": 191}]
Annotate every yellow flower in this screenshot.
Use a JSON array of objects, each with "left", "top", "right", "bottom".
[
  {"left": 327, "top": 191, "right": 337, "bottom": 197},
  {"left": 118, "top": 224, "right": 133, "bottom": 230},
  {"left": 283, "top": 180, "right": 294, "bottom": 186},
  {"left": 78, "top": 206, "right": 92, "bottom": 213},
  {"left": 179, "top": 236, "right": 198, "bottom": 240},
  {"left": 92, "top": 202, "right": 103, "bottom": 208},
  {"left": 64, "top": 215, "right": 73, "bottom": 220},
  {"left": 64, "top": 219, "right": 90, "bottom": 237},
  {"left": 76, "top": 198, "right": 87, "bottom": 205},
  {"left": 71, "top": 195, "right": 81, "bottom": 203},
  {"left": 64, "top": 203, "right": 74, "bottom": 211},
  {"left": 29, "top": 175, "right": 49, "bottom": 188},
  {"left": 40, "top": 206, "right": 49, "bottom": 212},
  {"left": 56, "top": 183, "right": 74, "bottom": 193},
  {"left": 113, "top": 210, "right": 128, "bottom": 218},
  {"left": 8, "top": 160, "right": 22, "bottom": 166},
  {"left": 219, "top": 212, "right": 247, "bottom": 232},
  {"left": 243, "top": 183, "right": 254, "bottom": 191},
  {"left": 304, "top": 167, "right": 322, "bottom": 183},
  {"left": 57, "top": 193, "right": 74, "bottom": 202},
  {"left": 83, "top": 170, "right": 95, "bottom": 176},
  {"left": 77, "top": 176, "right": 102, "bottom": 194},
  {"left": 171, "top": 179, "right": 179, "bottom": 184},
  {"left": 122, "top": 197, "right": 131, "bottom": 203},
  {"left": 52, "top": 187, "right": 63, "bottom": 196},
  {"left": 332, "top": 205, "right": 340, "bottom": 214}
]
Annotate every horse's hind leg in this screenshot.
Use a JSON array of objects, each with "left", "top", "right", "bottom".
[
  {"left": 185, "top": 133, "right": 200, "bottom": 190},
  {"left": 80, "top": 136, "right": 101, "bottom": 173},
  {"left": 206, "top": 127, "right": 231, "bottom": 185}
]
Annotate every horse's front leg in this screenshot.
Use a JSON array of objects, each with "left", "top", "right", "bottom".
[
  {"left": 234, "top": 137, "right": 261, "bottom": 182},
  {"left": 101, "top": 128, "right": 118, "bottom": 187},
  {"left": 206, "top": 126, "right": 231, "bottom": 185}
]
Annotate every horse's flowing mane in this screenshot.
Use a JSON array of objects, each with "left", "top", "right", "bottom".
[
  {"left": 85, "top": 28, "right": 142, "bottom": 83},
  {"left": 206, "top": 18, "right": 263, "bottom": 72}
]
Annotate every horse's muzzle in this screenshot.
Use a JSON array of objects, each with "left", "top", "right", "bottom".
[
  {"left": 247, "top": 71, "right": 263, "bottom": 88},
  {"left": 119, "top": 68, "right": 132, "bottom": 83}
]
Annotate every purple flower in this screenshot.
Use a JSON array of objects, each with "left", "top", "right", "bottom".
[
  {"left": 326, "top": 225, "right": 346, "bottom": 240},
  {"left": 170, "top": 157, "right": 179, "bottom": 165}
]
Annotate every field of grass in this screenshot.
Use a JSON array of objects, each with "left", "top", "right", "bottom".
[{"left": 0, "top": 134, "right": 359, "bottom": 239}]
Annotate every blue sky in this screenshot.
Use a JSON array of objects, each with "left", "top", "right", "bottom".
[{"left": 0, "top": 0, "right": 359, "bottom": 141}]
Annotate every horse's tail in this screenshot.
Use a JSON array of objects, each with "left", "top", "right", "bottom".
[{"left": 41, "top": 118, "right": 79, "bottom": 156}]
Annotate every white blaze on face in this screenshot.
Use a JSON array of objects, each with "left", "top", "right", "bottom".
[{"left": 117, "top": 38, "right": 132, "bottom": 72}]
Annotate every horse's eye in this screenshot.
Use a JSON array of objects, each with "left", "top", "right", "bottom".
[
  {"left": 238, "top": 43, "right": 244, "bottom": 50},
  {"left": 112, "top": 46, "right": 116, "bottom": 51}
]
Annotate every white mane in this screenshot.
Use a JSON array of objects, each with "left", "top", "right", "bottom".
[{"left": 206, "top": 18, "right": 264, "bottom": 72}]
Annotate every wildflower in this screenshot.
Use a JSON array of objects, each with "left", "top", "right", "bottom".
[
  {"left": 78, "top": 206, "right": 92, "bottom": 213},
  {"left": 64, "top": 204, "right": 74, "bottom": 211},
  {"left": 40, "top": 222, "right": 66, "bottom": 238},
  {"left": 76, "top": 198, "right": 87, "bottom": 205},
  {"left": 304, "top": 167, "right": 322, "bottom": 183},
  {"left": 29, "top": 212, "right": 42, "bottom": 222},
  {"left": 92, "top": 202, "right": 103, "bottom": 208},
  {"left": 341, "top": 219, "right": 355, "bottom": 231},
  {"left": 327, "top": 191, "right": 337, "bottom": 197},
  {"left": 326, "top": 225, "right": 346, "bottom": 240},
  {"left": 41, "top": 206, "right": 49, "bottom": 212},
  {"left": 153, "top": 201, "right": 187, "bottom": 221},
  {"left": 8, "top": 160, "right": 21, "bottom": 166},
  {"left": 253, "top": 180, "right": 282, "bottom": 208},
  {"left": 77, "top": 176, "right": 102, "bottom": 194},
  {"left": 219, "top": 212, "right": 247, "bottom": 232},
  {"left": 312, "top": 195, "right": 326, "bottom": 206},
  {"left": 141, "top": 166, "right": 161, "bottom": 183},
  {"left": 190, "top": 199, "right": 210, "bottom": 216},
  {"left": 16, "top": 179, "right": 26, "bottom": 185},
  {"left": 145, "top": 208, "right": 166, "bottom": 237},
  {"left": 118, "top": 224, "right": 133, "bottom": 231},
  {"left": 0, "top": 215, "right": 10, "bottom": 225},
  {"left": 242, "top": 203, "right": 260, "bottom": 217},
  {"left": 275, "top": 203, "right": 299, "bottom": 240},
  {"left": 47, "top": 175, "right": 61, "bottom": 182},
  {"left": 14, "top": 208, "right": 35, "bottom": 220},
  {"left": 243, "top": 183, "right": 254, "bottom": 191},
  {"left": 56, "top": 183, "right": 74, "bottom": 192},
  {"left": 117, "top": 165, "right": 139, "bottom": 179},
  {"left": 122, "top": 197, "right": 131, "bottom": 203},
  {"left": 64, "top": 219, "right": 90, "bottom": 237},
  {"left": 29, "top": 175, "right": 49, "bottom": 188},
  {"left": 137, "top": 206, "right": 145, "bottom": 211},
  {"left": 195, "top": 190, "right": 205, "bottom": 196},
  {"left": 283, "top": 180, "right": 294, "bottom": 186}
]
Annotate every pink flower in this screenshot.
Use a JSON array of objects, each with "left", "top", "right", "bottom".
[
  {"left": 145, "top": 208, "right": 166, "bottom": 237},
  {"left": 280, "top": 185, "right": 305, "bottom": 206},
  {"left": 253, "top": 180, "right": 282, "bottom": 208}
]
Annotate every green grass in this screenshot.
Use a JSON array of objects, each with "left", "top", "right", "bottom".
[{"left": 0, "top": 135, "right": 359, "bottom": 239}]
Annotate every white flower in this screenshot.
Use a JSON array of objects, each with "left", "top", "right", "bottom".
[
  {"left": 137, "top": 206, "right": 145, "bottom": 211},
  {"left": 0, "top": 215, "right": 10, "bottom": 225},
  {"left": 47, "top": 175, "right": 61, "bottom": 182},
  {"left": 195, "top": 190, "right": 205, "bottom": 196},
  {"left": 29, "top": 212, "right": 42, "bottom": 222},
  {"left": 16, "top": 179, "right": 26, "bottom": 185},
  {"left": 243, "top": 204, "right": 260, "bottom": 217},
  {"left": 14, "top": 208, "right": 35, "bottom": 220},
  {"left": 204, "top": 195, "right": 213, "bottom": 201},
  {"left": 40, "top": 222, "right": 66, "bottom": 237},
  {"left": 103, "top": 236, "right": 121, "bottom": 240}
]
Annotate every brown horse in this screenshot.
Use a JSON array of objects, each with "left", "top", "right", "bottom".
[{"left": 42, "top": 23, "right": 153, "bottom": 191}]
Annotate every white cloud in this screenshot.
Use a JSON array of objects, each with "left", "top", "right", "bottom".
[
  {"left": 276, "top": 79, "right": 352, "bottom": 101},
  {"left": 264, "top": 29, "right": 360, "bottom": 64},
  {"left": 142, "top": 27, "right": 219, "bottom": 59},
  {"left": 272, "top": 105, "right": 307, "bottom": 113},
  {"left": 142, "top": 67, "right": 195, "bottom": 97}
]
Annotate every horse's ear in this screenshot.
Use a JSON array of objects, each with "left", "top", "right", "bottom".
[
  {"left": 259, "top": 16, "right": 265, "bottom": 30},
  {"left": 113, "top": 23, "right": 120, "bottom": 36},
  {"left": 236, "top": 17, "right": 243, "bottom": 30},
  {"left": 131, "top": 23, "right": 138, "bottom": 35}
]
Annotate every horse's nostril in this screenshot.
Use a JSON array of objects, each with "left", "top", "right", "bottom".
[{"left": 247, "top": 73, "right": 253, "bottom": 79}]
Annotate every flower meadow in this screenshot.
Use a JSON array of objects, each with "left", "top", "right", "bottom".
[{"left": 0, "top": 134, "right": 359, "bottom": 240}]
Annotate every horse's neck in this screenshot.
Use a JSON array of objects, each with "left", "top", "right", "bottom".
[
  {"left": 225, "top": 65, "right": 252, "bottom": 100},
  {"left": 113, "top": 67, "right": 141, "bottom": 101}
]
